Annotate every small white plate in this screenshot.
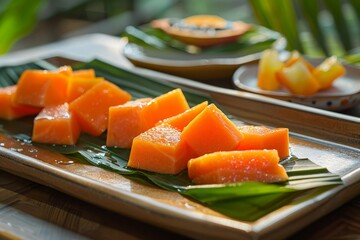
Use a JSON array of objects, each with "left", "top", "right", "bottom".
[
  {"left": 233, "top": 60, "right": 360, "bottom": 111},
  {"left": 123, "top": 33, "right": 286, "bottom": 82}
]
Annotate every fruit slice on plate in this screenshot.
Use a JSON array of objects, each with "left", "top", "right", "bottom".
[
  {"left": 128, "top": 123, "right": 194, "bottom": 175},
  {"left": 32, "top": 103, "right": 80, "bottom": 145},
  {"left": 151, "top": 15, "right": 251, "bottom": 47},
  {"left": 69, "top": 81, "right": 132, "bottom": 136},
  {"left": 276, "top": 60, "right": 320, "bottom": 96},
  {"left": 157, "top": 101, "right": 208, "bottom": 131},
  {"left": 107, "top": 98, "right": 152, "bottom": 148},
  {"left": 0, "top": 85, "right": 41, "bottom": 120},
  {"left": 257, "top": 49, "right": 284, "bottom": 91},
  {"left": 181, "top": 104, "right": 242, "bottom": 157},
  {"left": 237, "top": 125, "right": 289, "bottom": 159},
  {"left": 312, "top": 56, "right": 346, "bottom": 90},
  {"left": 14, "top": 69, "right": 70, "bottom": 107},
  {"left": 188, "top": 149, "right": 288, "bottom": 184},
  {"left": 141, "top": 88, "right": 190, "bottom": 129}
]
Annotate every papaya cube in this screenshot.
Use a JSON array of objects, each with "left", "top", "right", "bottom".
[
  {"left": 284, "top": 50, "right": 315, "bottom": 72},
  {"left": 276, "top": 60, "right": 320, "bottom": 96},
  {"left": 128, "top": 124, "right": 194, "bottom": 174},
  {"left": 312, "top": 56, "right": 346, "bottom": 90},
  {"left": 181, "top": 104, "right": 242, "bottom": 157},
  {"left": 69, "top": 81, "right": 131, "bottom": 136},
  {"left": 72, "top": 69, "right": 96, "bottom": 78},
  {"left": 188, "top": 150, "right": 289, "bottom": 184},
  {"left": 257, "top": 49, "right": 283, "bottom": 91},
  {"left": 141, "top": 88, "right": 190, "bottom": 129},
  {"left": 0, "top": 86, "right": 41, "bottom": 120},
  {"left": 107, "top": 98, "right": 152, "bottom": 148},
  {"left": 67, "top": 77, "right": 104, "bottom": 102},
  {"left": 237, "top": 125, "right": 289, "bottom": 159},
  {"left": 157, "top": 101, "right": 208, "bottom": 131},
  {"left": 14, "top": 69, "right": 70, "bottom": 107},
  {"left": 32, "top": 103, "right": 80, "bottom": 145},
  {"left": 56, "top": 65, "right": 73, "bottom": 76}
]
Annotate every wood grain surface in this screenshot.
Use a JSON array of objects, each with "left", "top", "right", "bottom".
[
  {"left": 0, "top": 170, "right": 190, "bottom": 240},
  {"left": 0, "top": 169, "right": 359, "bottom": 240}
]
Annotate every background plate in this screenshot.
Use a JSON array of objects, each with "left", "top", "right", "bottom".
[
  {"left": 233, "top": 60, "right": 360, "bottom": 111},
  {"left": 122, "top": 24, "right": 286, "bottom": 82}
]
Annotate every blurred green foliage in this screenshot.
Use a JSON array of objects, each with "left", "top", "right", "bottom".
[
  {"left": 0, "top": 0, "right": 42, "bottom": 54},
  {"left": 0, "top": 0, "right": 359, "bottom": 65},
  {"left": 249, "top": 0, "right": 360, "bottom": 58}
]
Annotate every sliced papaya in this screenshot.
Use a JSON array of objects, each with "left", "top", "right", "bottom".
[
  {"left": 276, "top": 60, "right": 320, "bottom": 96},
  {"left": 157, "top": 101, "right": 208, "bottom": 131},
  {"left": 106, "top": 98, "right": 152, "bottom": 148},
  {"left": 312, "top": 56, "right": 346, "bottom": 90},
  {"left": 181, "top": 104, "right": 242, "bottom": 157},
  {"left": 72, "top": 69, "right": 96, "bottom": 78},
  {"left": 32, "top": 103, "right": 80, "bottom": 145},
  {"left": 151, "top": 15, "right": 251, "bottom": 47},
  {"left": 257, "top": 49, "right": 284, "bottom": 91},
  {"left": 237, "top": 125, "right": 289, "bottom": 159},
  {"left": 0, "top": 85, "right": 41, "bottom": 120},
  {"left": 188, "top": 150, "right": 288, "bottom": 184},
  {"left": 284, "top": 50, "right": 315, "bottom": 72},
  {"left": 69, "top": 81, "right": 132, "bottom": 136},
  {"left": 67, "top": 77, "right": 104, "bottom": 102},
  {"left": 56, "top": 65, "right": 73, "bottom": 76},
  {"left": 141, "top": 88, "right": 189, "bottom": 129},
  {"left": 14, "top": 68, "right": 70, "bottom": 107},
  {"left": 127, "top": 124, "right": 194, "bottom": 174}
]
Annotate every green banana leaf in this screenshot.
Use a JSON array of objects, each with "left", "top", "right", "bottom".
[
  {"left": 121, "top": 24, "right": 281, "bottom": 56},
  {"left": 0, "top": 60, "right": 342, "bottom": 222},
  {"left": 0, "top": 0, "right": 43, "bottom": 54},
  {"left": 248, "top": 0, "right": 303, "bottom": 52},
  {"left": 298, "top": 0, "right": 330, "bottom": 56},
  {"left": 323, "top": 0, "right": 353, "bottom": 53}
]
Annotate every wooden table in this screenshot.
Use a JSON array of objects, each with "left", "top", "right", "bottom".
[{"left": 0, "top": 34, "right": 359, "bottom": 240}]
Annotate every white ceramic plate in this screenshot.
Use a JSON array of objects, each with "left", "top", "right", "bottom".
[
  {"left": 233, "top": 61, "right": 360, "bottom": 111},
  {"left": 123, "top": 37, "right": 286, "bottom": 82}
]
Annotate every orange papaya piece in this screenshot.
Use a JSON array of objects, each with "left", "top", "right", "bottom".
[
  {"left": 67, "top": 77, "right": 104, "bottom": 102},
  {"left": 188, "top": 150, "right": 288, "bottom": 184},
  {"left": 56, "top": 65, "right": 73, "bottom": 76},
  {"left": 181, "top": 104, "right": 242, "bottom": 157},
  {"left": 106, "top": 98, "right": 152, "bottom": 148},
  {"left": 69, "top": 81, "right": 131, "bottom": 136},
  {"left": 14, "top": 68, "right": 70, "bottom": 107},
  {"left": 157, "top": 101, "right": 208, "bottom": 131},
  {"left": 312, "top": 56, "right": 346, "bottom": 90},
  {"left": 72, "top": 69, "right": 96, "bottom": 78},
  {"left": 128, "top": 124, "right": 194, "bottom": 174},
  {"left": 257, "top": 49, "right": 283, "bottom": 91},
  {"left": 276, "top": 60, "right": 320, "bottom": 96},
  {"left": 141, "top": 88, "right": 190, "bottom": 129},
  {"left": 0, "top": 86, "right": 41, "bottom": 120},
  {"left": 237, "top": 125, "right": 289, "bottom": 159},
  {"left": 32, "top": 103, "right": 80, "bottom": 145},
  {"left": 284, "top": 50, "right": 315, "bottom": 72}
]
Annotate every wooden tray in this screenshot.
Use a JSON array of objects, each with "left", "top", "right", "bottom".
[{"left": 0, "top": 57, "right": 359, "bottom": 240}]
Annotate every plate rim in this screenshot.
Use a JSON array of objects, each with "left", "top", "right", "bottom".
[{"left": 233, "top": 62, "right": 360, "bottom": 99}]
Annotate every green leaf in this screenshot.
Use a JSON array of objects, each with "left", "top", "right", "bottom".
[
  {"left": 0, "top": 0, "right": 43, "bottom": 54},
  {"left": 323, "top": 0, "right": 353, "bottom": 52},
  {"left": 122, "top": 24, "right": 280, "bottom": 56},
  {"left": 297, "top": 0, "right": 330, "bottom": 56},
  {"left": 248, "top": 0, "right": 303, "bottom": 52},
  {"left": 0, "top": 60, "right": 343, "bottom": 222}
]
